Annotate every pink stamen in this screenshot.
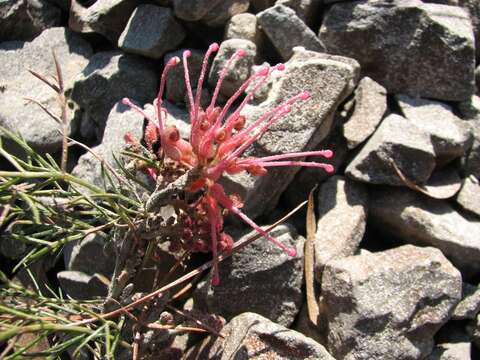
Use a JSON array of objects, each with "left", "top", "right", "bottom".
[
  {"left": 208, "top": 49, "right": 246, "bottom": 113},
  {"left": 121, "top": 98, "right": 156, "bottom": 124},
  {"left": 194, "top": 43, "right": 219, "bottom": 120},
  {"left": 256, "top": 161, "right": 334, "bottom": 173},
  {"left": 238, "top": 150, "right": 334, "bottom": 163},
  {"left": 183, "top": 50, "right": 195, "bottom": 120}
]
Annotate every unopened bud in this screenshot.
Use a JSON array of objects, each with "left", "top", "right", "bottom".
[
  {"left": 209, "top": 43, "right": 219, "bottom": 52},
  {"left": 215, "top": 129, "right": 226, "bottom": 142},
  {"left": 233, "top": 116, "right": 246, "bottom": 131}
]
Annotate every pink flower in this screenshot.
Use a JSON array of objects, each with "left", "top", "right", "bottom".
[{"left": 123, "top": 43, "right": 334, "bottom": 285}]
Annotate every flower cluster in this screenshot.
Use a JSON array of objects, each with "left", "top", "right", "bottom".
[{"left": 122, "top": 43, "right": 333, "bottom": 285}]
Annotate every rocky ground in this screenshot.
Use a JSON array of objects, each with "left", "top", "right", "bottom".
[{"left": 1, "top": 0, "right": 480, "bottom": 359}]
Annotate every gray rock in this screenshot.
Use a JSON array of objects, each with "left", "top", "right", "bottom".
[
  {"left": 0, "top": 0, "right": 62, "bottom": 42},
  {"left": 321, "top": 245, "right": 462, "bottom": 360},
  {"left": 458, "top": 0, "right": 480, "bottom": 60},
  {"left": 343, "top": 77, "right": 387, "bottom": 149},
  {"left": 69, "top": 0, "right": 140, "bottom": 43},
  {"left": 257, "top": 4, "right": 325, "bottom": 61},
  {"left": 224, "top": 13, "right": 259, "bottom": 43},
  {"left": 208, "top": 39, "right": 256, "bottom": 98},
  {"left": 369, "top": 187, "right": 480, "bottom": 277},
  {"left": 69, "top": 51, "right": 157, "bottom": 140},
  {"left": 320, "top": 0, "right": 476, "bottom": 101},
  {"left": 185, "top": 312, "right": 335, "bottom": 360},
  {"left": 276, "top": 0, "right": 322, "bottom": 27},
  {"left": 456, "top": 176, "right": 480, "bottom": 217},
  {"left": 165, "top": 49, "right": 204, "bottom": 105},
  {"left": 57, "top": 270, "right": 109, "bottom": 299},
  {"left": 283, "top": 124, "right": 348, "bottom": 208},
  {"left": 0, "top": 27, "right": 92, "bottom": 154},
  {"left": 467, "top": 313, "right": 480, "bottom": 349},
  {"left": 346, "top": 114, "right": 436, "bottom": 186},
  {"left": 65, "top": 233, "right": 115, "bottom": 277},
  {"left": 396, "top": 95, "right": 472, "bottom": 162},
  {"left": 226, "top": 47, "right": 359, "bottom": 219},
  {"left": 118, "top": 5, "right": 185, "bottom": 60},
  {"left": 452, "top": 282, "right": 480, "bottom": 320},
  {"left": 427, "top": 341, "right": 472, "bottom": 360},
  {"left": 72, "top": 101, "right": 144, "bottom": 189},
  {"left": 194, "top": 224, "right": 305, "bottom": 327},
  {"left": 314, "top": 176, "right": 368, "bottom": 282},
  {"left": 467, "top": 120, "right": 480, "bottom": 178},
  {"left": 173, "top": 0, "right": 249, "bottom": 26}
]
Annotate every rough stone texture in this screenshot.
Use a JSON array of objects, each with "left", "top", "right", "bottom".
[
  {"left": 458, "top": 0, "right": 480, "bottom": 60},
  {"left": 194, "top": 224, "right": 305, "bottom": 327},
  {"left": 72, "top": 101, "right": 144, "bottom": 189},
  {"left": 224, "top": 47, "right": 359, "bottom": 219},
  {"left": 467, "top": 121, "right": 480, "bottom": 178},
  {"left": 224, "top": 13, "right": 259, "bottom": 43},
  {"left": 467, "top": 313, "right": 480, "bottom": 349},
  {"left": 0, "top": 27, "right": 92, "bottom": 154},
  {"left": 164, "top": 49, "right": 204, "bottom": 105},
  {"left": 320, "top": 0, "right": 476, "bottom": 101},
  {"left": 283, "top": 124, "right": 348, "bottom": 208},
  {"left": 69, "top": 51, "right": 157, "bottom": 140},
  {"left": 343, "top": 77, "right": 387, "bottom": 149},
  {"left": 0, "top": 0, "right": 62, "bottom": 42},
  {"left": 57, "top": 270, "right": 109, "bottom": 299},
  {"left": 173, "top": 0, "right": 250, "bottom": 27},
  {"left": 276, "top": 0, "right": 322, "bottom": 27},
  {"left": 64, "top": 233, "right": 115, "bottom": 277},
  {"left": 369, "top": 187, "right": 480, "bottom": 277},
  {"left": 321, "top": 245, "right": 462, "bottom": 360},
  {"left": 427, "top": 341, "right": 472, "bottom": 360},
  {"left": 208, "top": 38, "right": 256, "bottom": 98},
  {"left": 257, "top": 4, "right": 325, "bottom": 61},
  {"left": 69, "top": 0, "right": 140, "bottom": 43},
  {"left": 346, "top": 114, "right": 436, "bottom": 186},
  {"left": 314, "top": 176, "right": 368, "bottom": 282},
  {"left": 452, "top": 282, "right": 480, "bottom": 320},
  {"left": 118, "top": 5, "right": 185, "bottom": 60},
  {"left": 396, "top": 95, "right": 472, "bottom": 162},
  {"left": 456, "top": 176, "right": 480, "bottom": 217},
  {"left": 185, "top": 312, "right": 335, "bottom": 360}
]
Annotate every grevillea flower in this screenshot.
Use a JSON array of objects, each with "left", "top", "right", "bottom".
[{"left": 122, "top": 43, "right": 334, "bottom": 285}]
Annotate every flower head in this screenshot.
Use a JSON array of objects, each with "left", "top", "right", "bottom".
[{"left": 123, "top": 43, "right": 334, "bottom": 285}]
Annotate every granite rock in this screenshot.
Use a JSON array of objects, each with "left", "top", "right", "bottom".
[
  {"left": 320, "top": 0, "right": 476, "bottom": 101},
  {"left": 0, "top": 27, "right": 92, "bottom": 154},
  {"left": 257, "top": 4, "right": 325, "bottom": 61},
  {"left": 173, "top": 0, "right": 249, "bottom": 27},
  {"left": 456, "top": 176, "right": 480, "bottom": 217},
  {"left": 224, "top": 13, "right": 259, "bottom": 44},
  {"left": 321, "top": 245, "right": 462, "bottom": 360},
  {"left": 343, "top": 77, "right": 387, "bottom": 149},
  {"left": 452, "top": 282, "right": 480, "bottom": 320},
  {"left": 369, "top": 187, "right": 480, "bottom": 277},
  {"left": 346, "top": 114, "right": 436, "bottom": 186},
  {"left": 118, "top": 5, "right": 185, "bottom": 60}
]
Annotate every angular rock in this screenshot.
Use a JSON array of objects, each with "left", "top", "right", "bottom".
[
  {"left": 314, "top": 176, "right": 368, "bottom": 282},
  {"left": 173, "top": 0, "right": 249, "bottom": 26},
  {"left": 224, "top": 13, "right": 259, "bottom": 43},
  {"left": 427, "top": 341, "right": 472, "bottom": 360},
  {"left": 194, "top": 224, "right": 305, "bottom": 327},
  {"left": 64, "top": 233, "right": 115, "bottom": 277},
  {"left": 0, "top": 27, "right": 92, "bottom": 154},
  {"left": 467, "top": 120, "right": 480, "bottom": 178},
  {"left": 72, "top": 101, "right": 144, "bottom": 189},
  {"left": 343, "top": 77, "right": 387, "bottom": 149},
  {"left": 257, "top": 4, "right": 325, "bottom": 61},
  {"left": 452, "top": 282, "right": 480, "bottom": 320},
  {"left": 320, "top": 0, "right": 476, "bottom": 101},
  {"left": 346, "top": 114, "right": 436, "bottom": 186},
  {"left": 69, "top": 51, "right": 157, "bottom": 140},
  {"left": 185, "top": 312, "right": 335, "bottom": 360},
  {"left": 276, "top": 0, "right": 323, "bottom": 27},
  {"left": 69, "top": 0, "right": 140, "bottom": 43},
  {"left": 208, "top": 38, "right": 256, "bottom": 98},
  {"left": 458, "top": 0, "right": 480, "bottom": 60},
  {"left": 164, "top": 49, "right": 204, "bottom": 105},
  {"left": 396, "top": 95, "right": 472, "bottom": 162},
  {"left": 118, "top": 5, "right": 185, "bottom": 60},
  {"left": 467, "top": 313, "right": 480, "bottom": 350},
  {"left": 57, "top": 270, "right": 108, "bottom": 299},
  {"left": 321, "top": 245, "right": 462, "bottom": 360},
  {"left": 369, "top": 187, "right": 480, "bottom": 277},
  {"left": 226, "top": 48, "right": 359, "bottom": 219},
  {"left": 456, "top": 176, "right": 480, "bottom": 217},
  {"left": 0, "top": 0, "right": 62, "bottom": 42}
]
